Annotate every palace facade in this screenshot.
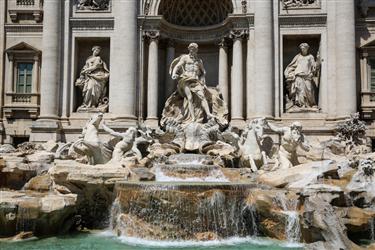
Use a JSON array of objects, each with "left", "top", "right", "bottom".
[{"left": 0, "top": 0, "right": 374, "bottom": 146}]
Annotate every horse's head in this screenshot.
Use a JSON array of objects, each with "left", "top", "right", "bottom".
[{"left": 249, "top": 118, "right": 267, "bottom": 140}]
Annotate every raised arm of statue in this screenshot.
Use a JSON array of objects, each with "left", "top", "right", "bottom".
[
  {"left": 102, "top": 121, "right": 124, "bottom": 138},
  {"left": 267, "top": 122, "right": 285, "bottom": 134}
]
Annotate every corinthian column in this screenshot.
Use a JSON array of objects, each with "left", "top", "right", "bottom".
[
  {"left": 39, "top": 0, "right": 61, "bottom": 120},
  {"left": 254, "top": 0, "right": 274, "bottom": 118},
  {"left": 230, "top": 29, "right": 247, "bottom": 127},
  {"left": 218, "top": 38, "right": 229, "bottom": 104},
  {"left": 165, "top": 40, "right": 176, "bottom": 98},
  {"left": 31, "top": 0, "right": 61, "bottom": 142},
  {"left": 145, "top": 31, "right": 160, "bottom": 127},
  {"left": 335, "top": 0, "right": 357, "bottom": 117},
  {"left": 110, "top": 0, "right": 138, "bottom": 121}
]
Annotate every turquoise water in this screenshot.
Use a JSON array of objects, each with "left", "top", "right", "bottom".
[{"left": 0, "top": 232, "right": 304, "bottom": 250}]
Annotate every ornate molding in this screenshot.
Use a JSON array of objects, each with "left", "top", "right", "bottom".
[
  {"left": 75, "top": 0, "right": 111, "bottom": 12},
  {"left": 281, "top": 0, "right": 321, "bottom": 10},
  {"left": 279, "top": 14, "right": 327, "bottom": 27},
  {"left": 143, "top": 30, "right": 160, "bottom": 41},
  {"left": 5, "top": 24, "right": 43, "bottom": 33},
  {"left": 229, "top": 29, "right": 248, "bottom": 40},
  {"left": 138, "top": 15, "right": 253, "bottom": 43},
  {"left": 241, "top": 0, "right": 247, "bottom": 14},
  {"left": 70, "top": 18, "right": 114, "bottom": 30}
]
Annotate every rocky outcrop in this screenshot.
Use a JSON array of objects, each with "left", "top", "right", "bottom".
[
  {"left": 258, "top": 160, "right": 339, "bottom": 189},
  {"left": 0, "top": 191, "right": 77, "bottom": 237},
  {"left": 49, "top": 160, "right": 130, "bottom": 228}
]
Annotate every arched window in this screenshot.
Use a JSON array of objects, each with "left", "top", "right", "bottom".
[{"left": 158, "top": 0, "right": 233, "bottom": 27}]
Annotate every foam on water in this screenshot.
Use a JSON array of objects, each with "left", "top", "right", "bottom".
[
  {"left": 98, "top": 231, "right": 304, "bottom": 249},
  {"left": 154, "top": 166, "right": 229, "bottom": 182}
]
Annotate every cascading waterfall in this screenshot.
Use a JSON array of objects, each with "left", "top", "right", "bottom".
[
  {"left": 15, "top": 206, "right": 35, "bottom": 233},
  {"left": 274, "top": 193, "right": 301, "bottom": 243},
  {"left": 110, "top": 182, "right": 258, "bottom": 240},
  {"left": 370, "top": 217, "right": 375, "bottom": 241}
]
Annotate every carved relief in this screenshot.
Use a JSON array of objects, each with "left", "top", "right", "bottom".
[
  {"left": 77, "top": 0, "right": 110, "bottom": 11},
  {"left": 282, "top": 0, "right": 320, "bottom": 9},
  {"left": 284, "top": 43, "right": 321, "bottom": 113},
  {"left": 75, "top": 46, "right": 110, "bottom": 113}
]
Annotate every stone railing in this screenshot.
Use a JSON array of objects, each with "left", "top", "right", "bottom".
[
  {"left": 16, "top": 0, "right": 35, "bottom": 6},
  {"left": 9, "top": 0, "right": 43, "bottom": 22},
  {"left": 11, "top": 93, "right": 32, "bottom": 103},
  {"left": 4, "top": 93, "right": 40, "bottom": 118}
]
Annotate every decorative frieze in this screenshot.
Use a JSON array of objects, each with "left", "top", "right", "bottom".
[
  {"left": 76, "top": 0, "right": 110, "bottom": 11},
  {"left": 70, "top": 18, "right": 114, "bottom": 30},
  {"left": 281, "top": 0, "right": 321, "bottom": 9},
  {"left": 279, "top": 15, "right": 327, "bottom": 27}
]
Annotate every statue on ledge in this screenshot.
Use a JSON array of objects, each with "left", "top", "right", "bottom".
[
  {"left": 75, "top": 46, "right": 110, "bottom": 113},
  {"left": 284, "top": 43, "right": 321, "bottom": 113},
  {"left": 160, "top": 43, "right": 228, "bottom": 130}
]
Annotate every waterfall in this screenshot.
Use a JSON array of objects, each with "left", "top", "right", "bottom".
[
  {"left": 274, "top": 193, "right": 301, "bottom": 243},
  {"left": 370, "top": 217, "right": 375, "bottom": 241},
  {"left": 15, "top": 206, "right": 35, "bottom": 233}
]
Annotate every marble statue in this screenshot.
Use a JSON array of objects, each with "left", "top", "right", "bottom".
[
  {"left": 284, "top": 43, "right": 320, "bottom": 112},
  {"left": 102, "top": 122, "right": 153, "bottom": 165},
  {"left": 267, "top": 121, "right": 311, "bottom": 170},
  {"left": 77, "top": 0, "right": 109, "bottom": 10},
  {"left": 239, "top": 118, "right": 268, "bottom": 172},
  {"left": 75, "top": 46, "right": 110, "bottom": 112},
  {"left": 161, "top": 43, "right": 228, "bottom": 129},
  {"left": 69, "top": 113, "right": 107, "bottom": 165}
]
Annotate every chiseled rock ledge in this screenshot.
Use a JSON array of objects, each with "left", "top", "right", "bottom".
[{"left": 0, "top": 190, "right": 77, "bottom": 237}]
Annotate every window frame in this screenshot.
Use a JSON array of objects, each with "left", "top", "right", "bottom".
[{"left": 15, "top": 61, "right": 34, "bottom": 94}]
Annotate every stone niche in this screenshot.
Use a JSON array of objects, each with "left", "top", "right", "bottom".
[
  {"left": 282, "top": 35, "right": 321, "bottom": 113},
  {"left": 74, "top": 38, "right": 110, "bottom": 113},
  {"left": 156, "top": 42, "right": 222, "bottom": 115}
]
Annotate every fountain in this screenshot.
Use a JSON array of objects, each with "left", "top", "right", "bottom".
[{"left": 1, "top": 43, "right": 375, "bottom": 250}]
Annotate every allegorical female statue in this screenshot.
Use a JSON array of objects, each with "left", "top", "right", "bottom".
[
  {"left": 160, "top": 43, "right": 228, "bottom": 129},
  {"left": 75, "top": 46, "right": 110, "bottom": 112},
  {"left": 284, "top": 43, "right": 320, "bottom": 112}
]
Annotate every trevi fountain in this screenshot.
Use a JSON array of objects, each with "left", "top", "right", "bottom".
[{"left": 1, "top": 42, "right": 375, "bottom": 250}]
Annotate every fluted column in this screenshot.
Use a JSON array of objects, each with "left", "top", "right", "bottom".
[
  {"left": 254, "top": 0, "right": 273, "bottom": 118},
  {"left": 230, "top": 29, "right": 247, "bottom": 126},
  {"left": 145, "top": 31, "right": 160, "bottom": 127},
  {"left": 219, "top": 38, "right": 229, "bottom": 104},
  {"left": 39, "top": 0, "right": 61, "bottom": 119},
  {"left": 165, "top": 40, "right": 175, "bottom": 98},
  {"left": 110, "top": 0, "right": 138, "bottom": 120},
  {"left": 335, "top": 0, "right": 357, "bottom": 117}
]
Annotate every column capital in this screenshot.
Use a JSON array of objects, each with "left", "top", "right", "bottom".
[
  {"left": 229, "top": 29, "right": 248, "bottom": 41},
  {"left": 143, "top": 30, "right": 160, "bottom": 42},
  {"left": 218, "top": 37, "right": 229, "bottom": 49}
]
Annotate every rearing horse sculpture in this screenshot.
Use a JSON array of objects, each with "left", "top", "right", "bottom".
[{"left": 239, "top": 118, "right": 268, "bottom": 172}]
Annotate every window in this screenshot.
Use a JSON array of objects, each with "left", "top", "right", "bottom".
[
  {"left": 16, "top": 62, "right": 33, "bottom": 93},
  {"left": 369, "top": 59, "right": 375, "bottom": 101}
]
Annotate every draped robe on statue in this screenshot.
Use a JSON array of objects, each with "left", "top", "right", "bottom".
[{"left": 160, "top": 55, "right": 228, "bottom": 129}]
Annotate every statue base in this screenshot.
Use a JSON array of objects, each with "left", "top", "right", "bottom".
[{"left": 77, "top": 105, "right": 108, "bottom": 113}]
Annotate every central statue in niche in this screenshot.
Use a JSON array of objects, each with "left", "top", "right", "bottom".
[{"left": 161, "top": 43, "right": 228, "bottom": 129}]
